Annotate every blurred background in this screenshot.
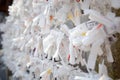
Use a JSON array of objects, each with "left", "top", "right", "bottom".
[{"left": 0, "top": 0, "right": 13, "bottom": 80}]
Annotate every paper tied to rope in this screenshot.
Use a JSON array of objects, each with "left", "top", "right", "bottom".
[
  {"left": 55, "top": 4, "right": 71, "bottom": 23},
  {"left": 32, "top": 14, "right": 50, "bottom": 34},
  {"left": 2, "top": 0, "right": 120, "bottom": 80},
  {"left": 105, "top": 40, "right": 114, "bottom": 63},
  {"left": 43, "top": 30, "right": 64, "bottom": 60},
  {"left": 89, "top": 10, "right": 117, "bottom": 34},
  {"left": 68, "top": 41, "right": 76, "bottom": 64},
  {"left": 53, "top": 30, "right": 64, "bottom": 61},
  {"left": 87, "top": 39, "right": 104, "bottom": 70},
  {"left": 99, "top": 60, "right": 108, "bottom": 76},
  {"left": 82, "top": 23, "right": 106, "bottom": 46},
  {"left": 60, "top": 24, "right": 69, "bottom": 36},
  {"left": 70, "top": 20, "right": 99, "bottom": 46},
  {"left": 34, "top": 36, "right": 44, "bottom": 57},
  {"left": 43, "top": 34, "right": 56, "bottom": 59}
]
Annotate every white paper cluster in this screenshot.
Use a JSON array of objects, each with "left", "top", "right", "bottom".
[{"left": 1, "top": 0, "right": 120, "bottom": 80}]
